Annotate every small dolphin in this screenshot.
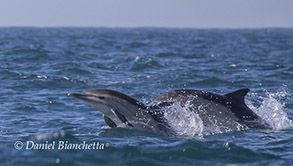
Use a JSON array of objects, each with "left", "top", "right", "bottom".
[{"left": 68, "top": 88, "right": 271, "bottom": 136}]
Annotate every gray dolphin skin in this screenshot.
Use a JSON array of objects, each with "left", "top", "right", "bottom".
[{"left": 68, "top": 88, "right": 271, "bottom": 136}]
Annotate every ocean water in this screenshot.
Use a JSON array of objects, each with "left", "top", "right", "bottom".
[{"left": 0, "top": 27, "right": 293, "bottom": 166}]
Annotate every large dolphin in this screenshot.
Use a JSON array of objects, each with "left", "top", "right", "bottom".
[{"left": 68, "top": 88, "right": 271, "bottom": 136}]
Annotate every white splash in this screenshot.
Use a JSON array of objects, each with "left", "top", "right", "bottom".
[
  {"left": 247, "top": 89, "right": 293, "bottom": 130},
  {"left": 63, "top": 76, "right": 70, "bottom": 80},
  {"left": 163, "top": 101, "right": 204, "bottom": 138},
  {"left": 36, "top": 75, "right": 48, "bottom": 79},
  {"left": 163, "top": 100, "right": 245, "bottom": 138},
  {"left": 149, "top": 89, "right": 293, "bottom": 138},
  {"left": 35, "top": 130, "right": 66, "bottom": 141},
  {"left": 134, "top": 56, "right": 141, "bottom": 62}
]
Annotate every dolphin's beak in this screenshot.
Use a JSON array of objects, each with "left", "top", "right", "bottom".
[{"left": 67, "top": 93, "right": 88, "bottom": 100}]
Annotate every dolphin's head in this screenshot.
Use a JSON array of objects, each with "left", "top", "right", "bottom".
[{"left": 68, "top": 89, "right": 144, "bottom": 115}]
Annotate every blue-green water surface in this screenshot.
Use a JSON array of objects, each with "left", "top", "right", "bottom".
[{"left": 0, "top": 28, "right": 293, "bottom": 166}]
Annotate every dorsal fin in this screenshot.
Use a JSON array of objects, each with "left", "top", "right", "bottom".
[{"left": 224, "top": 88, "right": 250, "bottom": 103}]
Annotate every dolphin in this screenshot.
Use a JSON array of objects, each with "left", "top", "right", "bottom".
[
  {"left": 68, "top": 89, "right": 170, "bottom": 134},
  {"left": 68, "top": 88, "right": 271, "bottom": 136}
]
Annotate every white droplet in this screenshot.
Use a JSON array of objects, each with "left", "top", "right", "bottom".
[
  {"left": 63, "top": 76, "right": 70, "bottom": 80},
  {"left": 229, "top": 64, "right": 237, "bottom": 67},
  {"left": 134, "top": 56, "right": 140, "bottom": 62}
]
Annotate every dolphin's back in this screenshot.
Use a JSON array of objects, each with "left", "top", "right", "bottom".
[{"left": 151, "top": 89, "right": 270, "bottom": 130}]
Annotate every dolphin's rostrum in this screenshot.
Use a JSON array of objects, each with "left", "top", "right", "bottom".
[{"left": 68, "top": 88, "right": 271, "bottom": 136}]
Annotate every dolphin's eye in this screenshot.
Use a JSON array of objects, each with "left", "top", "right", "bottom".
[{"left": 98, "top": 96, "right": 105, "bottom": 100}]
